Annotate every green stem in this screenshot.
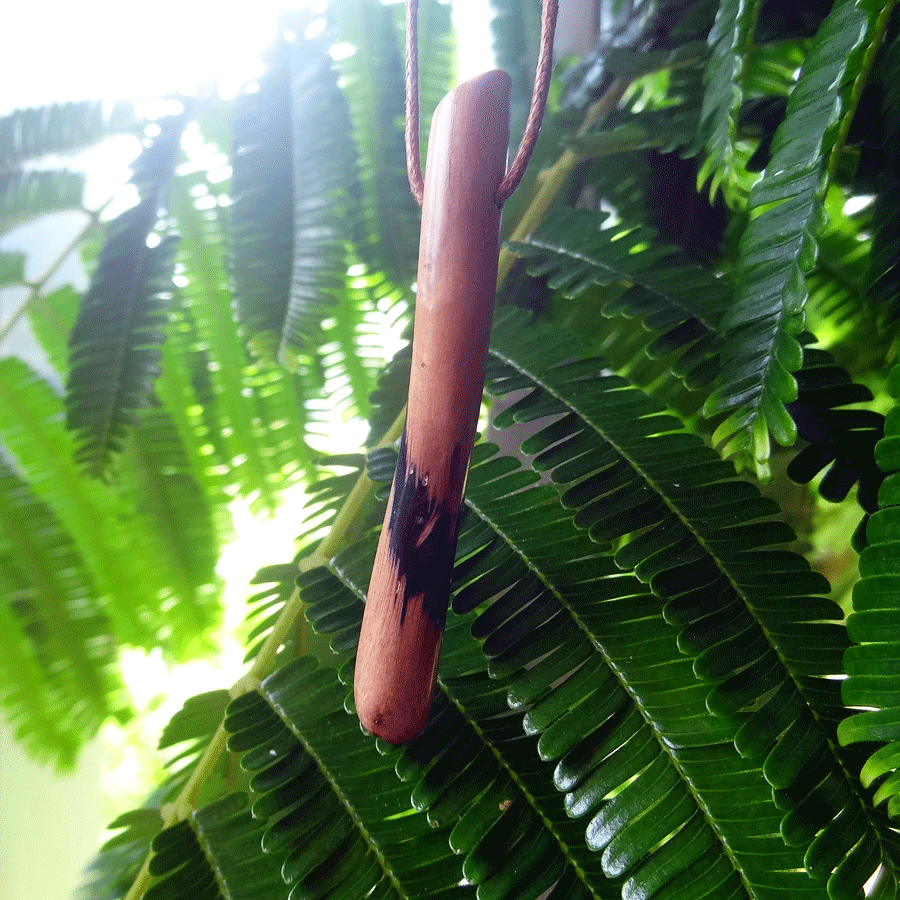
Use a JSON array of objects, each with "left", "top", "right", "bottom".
[
  {"left": 497, "top": 78, "right": 628, "bottom": 283},
  {"left": 0, "top": 198, "right": 114, "bottom": 346}
]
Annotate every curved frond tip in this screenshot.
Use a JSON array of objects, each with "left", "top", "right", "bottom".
[{"left": 704, "top": 0, "right": 886, "bottom": 479}]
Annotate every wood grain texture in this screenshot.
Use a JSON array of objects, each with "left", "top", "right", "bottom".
[{"left": 355, "top": 70, "right": 511, "bottom": 743}]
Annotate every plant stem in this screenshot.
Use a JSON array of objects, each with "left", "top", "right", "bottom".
[{"left": 497, "top": 78, "right": 627, "bottom": 283}]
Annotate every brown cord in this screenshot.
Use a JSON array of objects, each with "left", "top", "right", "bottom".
[
  {"left": 405, "top": 0, "right": 559, "bottom": 208},
  {"left": 405, "top": 0, "right": 424, "bottom": 206}
]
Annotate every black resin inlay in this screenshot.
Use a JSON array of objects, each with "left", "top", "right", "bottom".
[{"left": 387, "top": 432, "right": 466, "bottom": 628}]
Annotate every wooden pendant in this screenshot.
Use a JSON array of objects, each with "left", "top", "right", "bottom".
[{"left": 354, "top": 70, "right": 512, "bottom": 743}]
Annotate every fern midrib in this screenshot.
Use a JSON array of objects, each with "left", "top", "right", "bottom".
[{"left": 522, "top": 231, "right": 725, "bottom": 332}]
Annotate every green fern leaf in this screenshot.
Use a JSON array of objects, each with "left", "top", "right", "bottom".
[
  {"left": 65, "top": 114, "right": 187, "bottom": 479},
  {"left": 0, "top": 358, "right": 208, "bottom": 655},
  {"left": 0, "top": 100, "right": 134, "bottom": 168},
  {"left": 566, "top": 109, "right": 700, "bottom": 160},
  {"left": 704, "top": 0, "right": 887, "bottom": 479},
  {"left": 231, "top": 33, "right": 353, "bottom": 373},
  {"left": 787, "top": 343, "right": 885, "bottom": 517},
  {"left": 511, "top": 205, "right": 729, "bottom": 388},
  {"left": 0, "top": 169, "right": 85, "bottom": 233},
  {"left": 299, "top": 441, "right": 865, "bottom": 898},
  {"left": 116, "top": 406, "right": 224, "bottom": 653},
  {"left": 334, "top": 0, "right": 420, "bottom": 286},
  {"left": 483, "top": 307, "right": 898, "bottom": 895},
  {"left": 0, "top": 457, "right": 121, "bottom": 767},
  {"left": 167, "top": 173, "right": 313, "bottom": 511},
  {"left": 146, "top": 793, "right": 284, "bottom": 900},
  {"left": 839, "top": 361, "right": 900, "bottom": 820},
  {"left": 695, "top": 0, "right": 761, "bottom": 200},
  {"left": 221, "top": 659, "right": 473, "bottom": 899}
]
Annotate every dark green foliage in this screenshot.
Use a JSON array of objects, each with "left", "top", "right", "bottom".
[
  {"left": 787, "top": 344, "right": 885, "bottom": 515},
  {"left": 868, "top": 29, "right": 900, "bottom": 324},
  {"left": 230, "top": 32, "right": 353, "bottom": 373},
  {"left": 704, "top": 0, "right": 890, "bottom": 477},
  {"left": 511, "top": 205, "right": 728, "bottom": 389},
  {"left": 65, "top": 114, "right": 187, "bottom": 478},
  {"left": 695, "top": 0, "right": 759, "bottom": 197}
]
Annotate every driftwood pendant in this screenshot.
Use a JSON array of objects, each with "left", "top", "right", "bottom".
[{"left": 354, "top": 70, "right": 512, "bottom": 743}]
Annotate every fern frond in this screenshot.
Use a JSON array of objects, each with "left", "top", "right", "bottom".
[
  {"left": 216, "top": 659, "right": 471, "bottom": 899},
  {"left": 742, "top": 38, "right": 807, "bottom": 98},
  {"left": 0, "top": 359, "right": 203, "bottom": 654},
  {"left": 300, "top": 535, "right": 630, "bottom": 899},
  {"left": 168, "top": 174, "right": 313, "bottom": 511},
  {"left": 333, "top": 0, "right": 420, "bottom": 286},
  {"left": 511, "top": 205, "right": 729, "bottom": 389},
  {"left": 0, "top": 457, "right": 121, "bottom": 767},
  {"left": 65, "top": 114, "right": 187, "bottom": 478},
  {"left": 566, "top": 102, "right": 703, "bottom": 160},
  {"left": 231, "top": 33, "right": 353, "bottom": 373},
  {"left": 146, "top": 793, "right": 284, "bottom": 899},
  {"left": 704, "top": 0, "right": 889, "bottom": 479},
  {"left": 483, "top": 307, "right": 899, "bottom": 895},
  {"left": 695, "top": 0, "right": 761, "bottom": 201},
  {"left": 0, "top": 100, "right": 134, "bottom": 168},
  {"left": 117, "top": 406, "right": 224, "bottom": 651},
  {"left": 301, "top": 442, "right": 852, "bottom": 899},
  {"left": 0, "top": 169, "right": 85, "bottom": 233},
  {"left": 77, "top": 807, "right": 162, "bottom": 900},
  {"left": 839, "top": 361, "right": 900, "bottom": 820}
]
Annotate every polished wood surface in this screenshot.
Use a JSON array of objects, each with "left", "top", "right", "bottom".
[{"left": 354, "top": 70, "right": 511, "bottom": 743}]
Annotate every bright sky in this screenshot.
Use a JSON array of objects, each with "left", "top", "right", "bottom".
[{"left": 0, "top": 0, "right": 493, "bottom": 114}]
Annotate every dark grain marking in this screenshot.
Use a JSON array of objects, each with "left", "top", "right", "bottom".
[{"left": 387, "top": 432, "right": 467, "bottom": 628}]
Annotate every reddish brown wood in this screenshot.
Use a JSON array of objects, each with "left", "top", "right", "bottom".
[{"left": 355, "top": 70, "right": 511, "bottom": 743}]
